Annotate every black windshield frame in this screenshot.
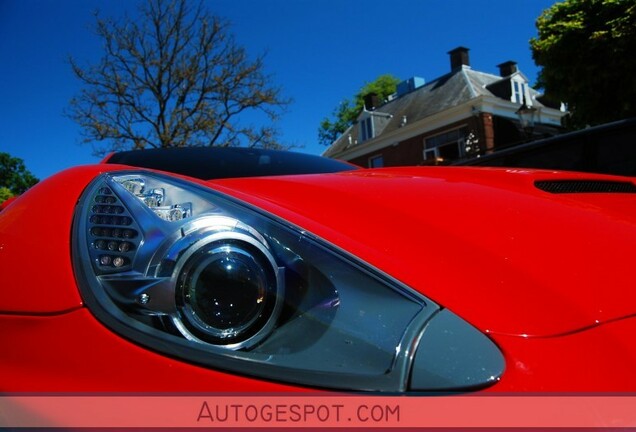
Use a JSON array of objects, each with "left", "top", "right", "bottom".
[{"left": 104, "top": 147, "right": 358, "bottom": 180}]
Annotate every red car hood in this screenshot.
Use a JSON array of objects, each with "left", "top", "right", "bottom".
[
  {"left": 3, "top": 165, "right": 634, "bottom": 339},
  {"left": 210, "top": 167, "right": 636, "bottom": 338}
]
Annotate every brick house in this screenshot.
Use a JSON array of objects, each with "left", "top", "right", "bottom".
[{"left": 323, "top": 47, "right": 567, "bottom": 167}]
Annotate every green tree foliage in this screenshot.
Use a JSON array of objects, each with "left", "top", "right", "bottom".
[
  {"left": 0, "top": 152, "right": 38, "bottom": 201},
  {"left": 318, "top": 74, "right": 400, "bottom": 145},
  {"left": 531, "top": 0, "right": 636, "bottom": 128},
  {"left": 68, "top": 0, "right": 290, "bottom": 156},
  {"left": 318, "top": 99, "right": 356, "bottom": 148},
  {"left": 0, "top": 187, "right": 14, "bottom": 205}
]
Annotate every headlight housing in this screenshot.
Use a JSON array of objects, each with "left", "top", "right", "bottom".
[{"left": 73, "top": 171, "right": 504, "bottom": 392}]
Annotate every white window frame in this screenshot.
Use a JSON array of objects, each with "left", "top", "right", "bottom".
[
  {"left": 359, "top": 117, "right": 374, "bottom": 142},
  {"left": 511, "top": 78, "right": 531, "bottom": 105},
  {"left": 423, "top": 127, "right": 469, "bottom": 162}
]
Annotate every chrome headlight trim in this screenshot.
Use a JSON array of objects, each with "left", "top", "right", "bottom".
[{"left": 167, "top": 223, "right": 284, "bottom": 350}]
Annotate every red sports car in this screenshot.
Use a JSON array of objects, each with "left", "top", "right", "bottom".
[{"left": 1, "top": 147, "right": 635, "bottom": 393}]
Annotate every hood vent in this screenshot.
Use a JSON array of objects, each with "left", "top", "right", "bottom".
[{"left": 535, "top": 180, "right": 636, "bottom": 194}]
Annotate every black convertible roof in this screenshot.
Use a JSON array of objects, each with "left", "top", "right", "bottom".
[{"left": 104, "top": 147, "right": 358, "bottom": 180}]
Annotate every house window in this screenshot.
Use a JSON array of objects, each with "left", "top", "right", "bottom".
[
  {"left": 359, "top": 117, "right": 374, "bottom": 142},
  {"left": 512, "top": 80, "right": 529, "bottom": 104},
  {"left": 369, "top": 154, "right": 384, "bottom": 168},
  {"left": 423, "top": 127, "right": 469, "bottom": 162}
]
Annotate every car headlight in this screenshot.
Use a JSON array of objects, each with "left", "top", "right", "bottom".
[{"left": 73, "top": 171, "right": 504, "bottom": 392}]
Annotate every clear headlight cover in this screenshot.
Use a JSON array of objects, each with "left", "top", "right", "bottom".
[{"left": 73, "top": 171, "right": 503, "bottom": 392}]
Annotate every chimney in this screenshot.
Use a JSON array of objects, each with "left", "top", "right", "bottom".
[
  {"left": 448, "top": 47, "right": 470, "bottom": 71},
  {"left": 497, "top": 61, "right": 518, "bottom": 77},
  {"left": 363, "top": 92, "right": 380, "bottom": 111}
]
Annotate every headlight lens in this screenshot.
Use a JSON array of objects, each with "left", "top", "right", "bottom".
[
  {"left": 73, "top": 171, "right": 504, "bottom": 392},
  {"left": 173, "top": 230, "right": 282, "bottom": 349}
]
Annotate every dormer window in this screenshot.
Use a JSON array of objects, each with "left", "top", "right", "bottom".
[
  {"left": 359, "top": 117, "right": 374, "bottom": 142},
  {"left": 356, "top": 110, "right": 392, "bottom": 144},
  {"left": 512, "top": 79, "right": 530, "bottom": 105}
]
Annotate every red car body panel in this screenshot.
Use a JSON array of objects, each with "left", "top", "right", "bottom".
[
  {"left": 0, "top": 167, "right": 99, "bottom": 314},
  {"left": 212, "top": 167, "right": 636, "bottom": 337},
  {"left": 0, "top": 309, "right": 298, "bottom": 392},
  {"left": 495, "top": 317, "right": 636, "bottom": 391},
  {"left": 1, "top": 164, "right": 635, "bottom": 391}
]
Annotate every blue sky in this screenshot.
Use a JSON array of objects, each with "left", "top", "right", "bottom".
[{"left": 0, "top": 0, "right": 557, "bottom": 180}]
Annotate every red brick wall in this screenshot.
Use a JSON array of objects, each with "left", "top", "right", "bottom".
[{"left": 350, "top": 116, "right": 485, "bottom": 167}]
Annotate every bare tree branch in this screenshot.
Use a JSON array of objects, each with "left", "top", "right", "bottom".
[{"left": 67, "top": 0, "right": 290, "bottom": 156}]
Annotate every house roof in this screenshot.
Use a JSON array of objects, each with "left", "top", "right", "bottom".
[{"left": 323, "top": 66, "right": 546, "bottom": 158}]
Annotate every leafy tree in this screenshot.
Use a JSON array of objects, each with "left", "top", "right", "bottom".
[
  {"left": 68, "top": 0, "right": 290, "bottom": 156},
  {"left": 0, "top": 152, "right": 38, "bottom": 199},
  {"left": 531, "top": 0, "right": 636, "bottom": 128},
  {"left": 318, "top": 99, "right": 356, "bottom": 148},
  {"left": 318, "top": 74, "right": 400, "bottom": 146},
  {"left": 0, "top": 187, "right": 13, "bottom": 205}
]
